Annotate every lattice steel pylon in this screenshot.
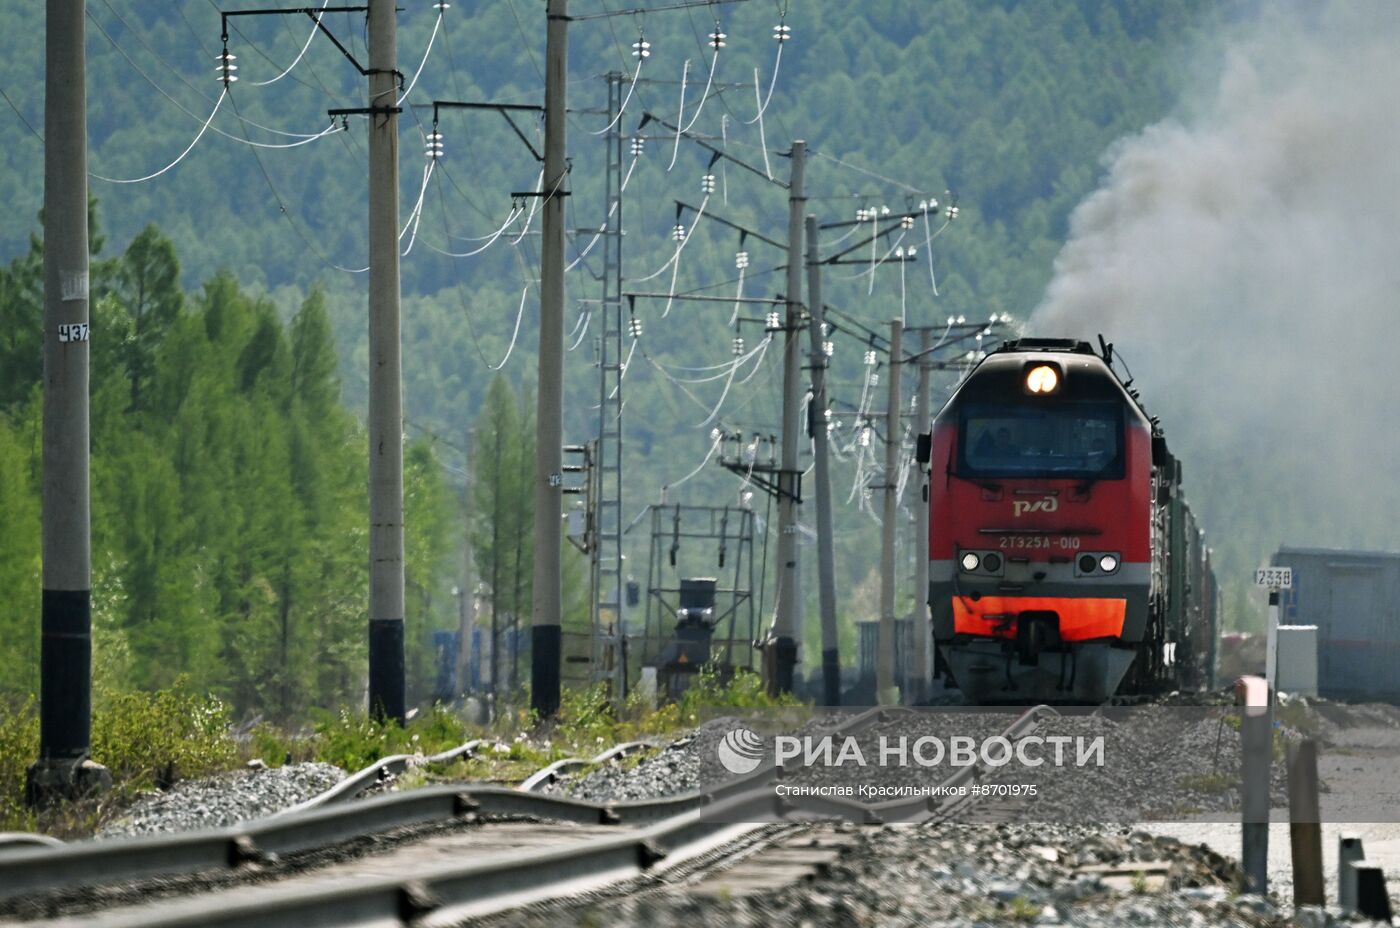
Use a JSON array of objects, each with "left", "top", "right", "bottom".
[{"left": 589, "top": 71, "right": 628, "bottom": 695}]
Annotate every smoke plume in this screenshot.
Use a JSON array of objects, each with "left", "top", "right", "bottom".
[{"left": 1033, "top": 2, "right": 1400, "bottom": 622}]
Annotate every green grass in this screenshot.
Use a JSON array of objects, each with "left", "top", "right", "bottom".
[
  {"left": 0, "top": 677, "right": 238, "bottom": 835},
  {"left": 0, "top": 668, "right": 803, "bottom": 835}
]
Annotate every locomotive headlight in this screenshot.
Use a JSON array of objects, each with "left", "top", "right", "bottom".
[
  {"left": 960, "top": 552, "right": 981, "bottom": 572},
  {"left": 1099, "top": 554, "right": 1119, "bottom": 573},
  {"left": 1026, "top": 364, "right": 1059, "bottom": 394}
]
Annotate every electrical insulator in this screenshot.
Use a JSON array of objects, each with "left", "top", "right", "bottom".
[
  {"left": 632, "top": 36, "right": 651, "bottom": 58},
  {"left": 672, "top": 224, "right": 686, "bottom": 242},
  {"left": 709, "top": 27, "right": 727, "bottom": 49},
  {"left": 630, "top": 136, "right": 644, "bottom": 157},
  {"left": 907, "top": 245, "right": 918, "bottom": 258},
  {"left": 901, "top": 216, "right": 914, "bottom": 229},
  {"left": 822, "top": 340, "right": 834, "bottom": 356},
  {"left": 860, "top": 427, "right": 872, "bottom": 447},
  {"left": 735, "top": 251, "right": 750, "bottom": 269},
  {"left": 732, "top": 336, "right": 745, "bottom": 355},
  {"left": 947, "top": 205, "right": 960, "bottom": 220},
  {"left": 870, "top": 372, "right": 880, "bottom": 387},
  {"left": 216, "top": 51, "right": 238, "bottom": 84},
  {"left": 766, "top": 311, "right": 781, "bottom": 330},
  {"left": 965, "top": 350, "right": 976, "bottom": 361},
  {"left": 628, "top": 316, "right": 643, "bottom": 338},
  {"left": 773, "top": 22, "right": 791, "bottom": 42},
  {"left": 864, "top": 349, "right": 877, "bottom": 366},
  {"left": 957, "top": 315, "right": 966, "bottom": 324},
  {"left": 856, "top": 208, "right": 869, "bottom": 222},
  {"left": 894, "top": 246, "right": 905, "bottom": 259},
  {"left": 433, "top": 1, "right": 450, "bottom": 9},
  {"left": 425, "top": 129, "right": 444, "bottom": 159},
  {"left": 701, "top": 174, "right": 716, "bottom": 194},
  {"left": 929, "top": 197, "right": 940, "bottom": 210},
  {"left": 881, "top": 205, "right": 891, "bottom": 216}
]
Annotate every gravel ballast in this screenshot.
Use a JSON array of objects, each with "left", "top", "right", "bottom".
[{"left": 99, "top": 762, "right": 346, "bottom": 838}]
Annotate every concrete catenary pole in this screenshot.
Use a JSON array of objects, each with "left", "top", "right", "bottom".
[
  {"left": 768, "top": 140, "right": 805, "bottom": 696},
  {"left": 531, "top": 0, "right": 569, "bottom": 718},
  {"left": 366, "top": 0, "right": 406, "bottom": 725},
  {"left": 876, "top": 319, "right": 903, "bottom": 704},
  {"left": 910, "top": 328, "right": 933, "bottom": 704},
  {"left": 804, "top": 216, "right": 840, "bottom": 706},
  {"left": 29, "top": 0, "right": 109, "bottom": 803},
  {"left": 456, "top": 429, "right": 476, "bottom": 701}
]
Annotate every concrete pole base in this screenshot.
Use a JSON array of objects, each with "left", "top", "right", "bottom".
[{"left": 25, "top": 757, "right": 111, "bottom": 807}]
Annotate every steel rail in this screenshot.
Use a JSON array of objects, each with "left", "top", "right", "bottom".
[
  {"left": 0, "top": 707, "right": 887, "bottom": 903},
  {"left": 22, "top": 705, "right": 1051, "bottom": 927}
]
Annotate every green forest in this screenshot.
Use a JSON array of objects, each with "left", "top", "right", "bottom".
[{"left": 0, "top": 0, "right": 1274, "bottom": 713}]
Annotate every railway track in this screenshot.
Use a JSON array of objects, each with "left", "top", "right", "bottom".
[{"left": 0, "top": 705, "right": 1052, "bottom": 926}]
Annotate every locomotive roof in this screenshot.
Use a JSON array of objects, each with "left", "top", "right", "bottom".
[{"left": 943, "top": 337, "right": 1156, "bottom": 433}]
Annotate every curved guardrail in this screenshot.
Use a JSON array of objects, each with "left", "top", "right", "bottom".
[
  {"left": 0, "top": 707, "right": 886, "bottom": 903},
  {"left": 517, "top": 740, "right": 656, "bottom": 792},
  {"left": 9, "top": 705, "right": 1050, "bottom": 927}
]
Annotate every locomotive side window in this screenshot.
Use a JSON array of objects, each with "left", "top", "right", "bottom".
[{"left": 957, "top": 401, "right": 1124, "bottom": 479}]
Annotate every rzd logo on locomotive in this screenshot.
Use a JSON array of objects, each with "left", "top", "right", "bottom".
[{"left": 1013, "top": 496, "right": 1059, "bottom": 517}]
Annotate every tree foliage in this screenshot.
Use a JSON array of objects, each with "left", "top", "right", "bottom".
[{"left": 0, "top": 222, "right": 453, "bottom": 718}]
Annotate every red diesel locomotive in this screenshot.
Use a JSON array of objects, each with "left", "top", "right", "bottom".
[{"left": 925, "top": 338, "right": 1216, "bottom": 703}]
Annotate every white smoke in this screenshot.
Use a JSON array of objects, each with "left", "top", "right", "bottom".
[{"left": 1034, "top": 2, "right": 1400, "bottom": 624}]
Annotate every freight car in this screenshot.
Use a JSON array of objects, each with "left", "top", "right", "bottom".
[{"left": 922, "top": 337, "right": 1217, "bottom": 703}]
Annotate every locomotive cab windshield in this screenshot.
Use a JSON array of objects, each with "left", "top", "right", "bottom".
[{"left": 957, "top": 401, "right": 1124, "bottom": 479}]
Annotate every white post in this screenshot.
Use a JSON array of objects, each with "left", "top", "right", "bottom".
[{"left": 1265, "top": 587, "right": 1280, "bottom": 696}]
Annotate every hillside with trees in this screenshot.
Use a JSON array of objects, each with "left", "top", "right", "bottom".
[{"left": 0, "top": 1, "right": 1282, "bottom": 712}]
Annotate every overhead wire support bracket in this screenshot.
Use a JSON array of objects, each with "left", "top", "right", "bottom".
[
  {"left": 422, "top": 101, "right": 546, "bottom": 162},
  {"left": 566, "top": 0, "right": 747, "bottom": 22},
  {"left": 641, "top": 112, "right": 784, "bottom": 188},
  {"left": 624, "top": 291, "right": 786, "bottom": 305},
  {"left": 820, "top": 215, "right": 928, "bottom": 265},
  {"left": 221, "top": 5, "right": 402, "bottom": 85},
  {"left": 329, "top": 105, "right": 402, "bottom": 117},
  {"left": 674, "top": 201, "right": 786, "bottom": 251}
]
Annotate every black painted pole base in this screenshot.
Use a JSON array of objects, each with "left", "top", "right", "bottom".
[
  {"left": 821, "top": 648, "right": 841, "bottom": 707},
  {"left": 531, "top": 624, "right": 562, "bottom": 720},
  {"left": 368, "top": 618, "right": 406, "bottom": 725},
  {"left": 771, "top": 636, "right": 798, "bottom": 697},
  {"left": 26, "top": 756, "right": 111, "bottom": 807},
  {"left": 28, "top": 589, "right": 108, "bottom": 807}
]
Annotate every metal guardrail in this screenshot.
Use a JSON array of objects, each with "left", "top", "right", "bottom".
[
  {"left": 19, "top": 705, "right": 1050, "bottom": 927},
  {"left": 0, "top": 707, "right": 886, "bottom": 903},
  {"left": 518, "top": 740, "right": 656, "bottom": 792},
  {"left": 272, "top": 737, "right": 500, "bottom": 817}
]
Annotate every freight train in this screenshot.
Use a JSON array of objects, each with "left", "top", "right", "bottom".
[{"left": 922, "top": 337, "right": 1217, "bottom": 703}]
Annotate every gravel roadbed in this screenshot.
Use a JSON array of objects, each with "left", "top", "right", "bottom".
[
  {"left": 482, "top": 821, "right": 1362, "bottom": 928},
  {"left": 98, "top": 762, "right": 346, "bottom": 839}
]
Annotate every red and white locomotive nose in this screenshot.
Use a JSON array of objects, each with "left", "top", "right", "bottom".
[{"left": 925, "top": 338, "right": 1213, "bottom": 703}]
